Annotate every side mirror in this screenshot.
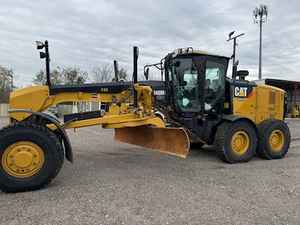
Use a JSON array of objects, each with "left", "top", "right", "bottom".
[{"left": 144, "top": 68, "right": 149, "bottom": 80}]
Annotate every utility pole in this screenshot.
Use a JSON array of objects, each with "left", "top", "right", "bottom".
[{"left": 253, "top": 5, "right": 268, "bottom": 80}]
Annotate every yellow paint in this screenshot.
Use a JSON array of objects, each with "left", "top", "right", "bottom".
[
  {"left": 9, "top": 85, "right": 133, "bottom": 121},
  {"left": 9, "top": 81, "right": 286, "bottom": 145},
  {"left": 231, "top": 131, "right": 250, "bottom": 156},
  {"left": 8, "top": 83, "right": 165, "bottom": 131},
  {"left": 9, "top": 84, "right": 154, "bottom": 121},
  {"left": 135, "top": 84, "right": 153, "bottom": 114},
  {"left": 233, "top": 89, "right": 257, "bottom": 122},
  {"left": 269, "top": 129, "right": 284, "bottom": 152},
  {"left": 103, "top": 116, "right": 165, "bottom": 129},
  {"left": 108, "top": 104, "right": 121, "bottom": 115},
  {"left": 2, "top": 141, "right": 45, "bottom": 178},
  {"left": 291, "top": 104, "right": 300, "bottom": 118},
  {"left": 233, "top": 84, "right": 285, "bottom": 124}
]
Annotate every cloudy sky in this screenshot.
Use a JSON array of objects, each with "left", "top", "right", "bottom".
[{"left": 0, "top": 0, "right": 300, "bottom": 86}]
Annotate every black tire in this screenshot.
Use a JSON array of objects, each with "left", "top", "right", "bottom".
[
  {"left": 214, "top": 120, "right": 257, "bottom": 163},
  {"left": 257, "top": 119, "right": 290, "bottom": 159},
  {"left": 0, "top": 122, "right": 64, "bottom": 193}
]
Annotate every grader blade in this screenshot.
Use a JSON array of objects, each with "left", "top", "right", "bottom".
[{"left": 114, "top": 127, "right": 190, "bottom": 158}]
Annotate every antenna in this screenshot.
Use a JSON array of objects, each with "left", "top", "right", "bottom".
[{"left": 227, "top": 32, "right": 245, "bottom": 79}]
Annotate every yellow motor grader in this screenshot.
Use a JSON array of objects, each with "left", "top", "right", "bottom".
[{"left": 0, "top": 35, "right": 290, "bottom": 192}]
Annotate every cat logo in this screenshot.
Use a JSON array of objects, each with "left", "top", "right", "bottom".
[{"left": 234, "top": 87, "right": 248, "bottom": 97}]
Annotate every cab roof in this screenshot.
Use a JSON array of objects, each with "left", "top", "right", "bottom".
[{"left": 169, "top": 48, "right": 230, "bottom": 59}]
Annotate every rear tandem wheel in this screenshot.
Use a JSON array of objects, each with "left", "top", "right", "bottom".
[{"left": 257, "top": 119, "right": 290, "bottom": 159}]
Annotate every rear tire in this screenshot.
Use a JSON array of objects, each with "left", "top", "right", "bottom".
[
  {"left": 257, "top": 119, "right": 290, "bottom": 159},
  {"left": 0, "top": 123, "right": 64, "bottom": 193},
  {"left": 214, "top": 120, "right": 257, "bottom": 163}
]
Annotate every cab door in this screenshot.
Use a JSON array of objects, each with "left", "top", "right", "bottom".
[{"left": 169, "top": 57, "right": 204, "bottom": 114}]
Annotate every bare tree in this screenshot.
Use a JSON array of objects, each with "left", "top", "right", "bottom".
[
  {"left": 33, "top": 66, "right": 88, "bottom": 85},
  {"left": 118, "top": 68, "right": 128, "bottom": 81},
  {"left": 0, "top": 66, "right": 14, "bottom": 103},
  {"left": 33, "top": 67, "right": 63, "bottom": 85},
  {"left": 62, "top": 67, "right": 88, "bottom": 85},
  {"left": 92, "top": 64, "right": 114, "bottom": 82},
  {"left": 92, "top": 64, "right": 128, "bottom": 82}
]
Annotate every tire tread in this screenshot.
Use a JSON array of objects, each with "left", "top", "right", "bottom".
[{"left": 0, "top": 122, "right": 64, "bottom": 193}]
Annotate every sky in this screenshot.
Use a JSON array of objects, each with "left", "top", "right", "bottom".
[{"left": 0, "top": 0, "right": 300, "bottom": 87}]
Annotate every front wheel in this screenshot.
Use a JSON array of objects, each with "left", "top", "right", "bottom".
[
  {"left": 214, "top": 120, "right": 257, "bottom": 163},
  {"left": 0, "top": 123, "right": 64, "bottom": 193}
]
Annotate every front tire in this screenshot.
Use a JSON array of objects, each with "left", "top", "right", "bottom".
[
  {"left": 0, "top": 123, "right": 64, "bottom": 193},
  {"left": 215, "top": 120, "right": 257, "bottom": 163}
]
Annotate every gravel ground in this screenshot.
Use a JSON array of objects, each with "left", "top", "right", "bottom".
[{"left": 0, "top": 118, "right": 300, "bottom": 225}]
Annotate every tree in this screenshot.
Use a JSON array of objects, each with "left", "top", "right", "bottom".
[
  {"left": 118, "top": 68, "right": 128, "bottom": 81},
  {"left": 33, "top": 68, "right": 63, "bottom": 85},
  {"left": 92, "top": 64, "right": 113, "bottom": 82},
  {"left": 92, "top": 64, "right": 128, "bottom": 82},
  {"left": 0, "top": 66, "right": 14, "bottom": 103},
  {"left": 61, "top": 67, "right": 88, "bottom": 85},
  {"left": 33, "top": 66, "right": 88, "bottom": 85}
]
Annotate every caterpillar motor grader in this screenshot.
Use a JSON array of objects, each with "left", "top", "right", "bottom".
[{"left": 0, "top": 33, "right": 290, "bottom": 193}]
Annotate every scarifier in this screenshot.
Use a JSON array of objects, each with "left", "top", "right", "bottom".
[{"left": 0, "top": 33, "right": 290, "bottom": 192}]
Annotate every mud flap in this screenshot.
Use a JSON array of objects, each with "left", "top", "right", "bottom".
[{"left": 114, "top": 127, "right": 190, "bottom": 158}]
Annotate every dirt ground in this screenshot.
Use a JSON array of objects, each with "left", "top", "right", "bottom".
[{"left": 0, "top": 118, "right": 300, "bottom": 225}]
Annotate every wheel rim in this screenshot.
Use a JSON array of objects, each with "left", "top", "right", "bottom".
[
  {"left": 1, "top": 141, "right": 45, "bottom": 178},
  {"left": 269, "top": 130, "right": 285, "bottom": 152},
  {"left": 231, "top": 131, "right": 250, "bottom": 156}
]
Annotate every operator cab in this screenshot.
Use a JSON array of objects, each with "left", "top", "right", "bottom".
[{"left": 164, "top": 48, "right": 229, "bottom": 115}]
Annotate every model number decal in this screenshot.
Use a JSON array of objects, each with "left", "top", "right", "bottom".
[
  {"left": 154, "top": 90, "right": 165, "bottom": 96},
  {"left": 234, "top": 87, "right": 248, "bottom": 97},
  {"left": 100, "top": 88, "right": 109, "bottom": 92}
]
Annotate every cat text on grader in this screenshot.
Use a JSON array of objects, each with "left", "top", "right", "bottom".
[{"left": 0, "top": 33, "right": 290, "bottom": 192}]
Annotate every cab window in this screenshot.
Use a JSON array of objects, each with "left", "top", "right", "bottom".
[{"left": 204, "top": 59, "right": 227, "bottom": 111}]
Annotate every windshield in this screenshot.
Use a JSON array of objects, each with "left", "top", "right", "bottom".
[
  {"left": 171, "top": 58, "right": 200, "bottom": 112},
  {"left": 168, "top": 56, "right": 227, "bottom": 113}
]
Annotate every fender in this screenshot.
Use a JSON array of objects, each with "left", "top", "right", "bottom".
[
  {"left": 221, "top": 114, "right": 258, "bottom": 134},
  {"left": 9, "top": 109, "right": 73, "bottom": 163}
]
